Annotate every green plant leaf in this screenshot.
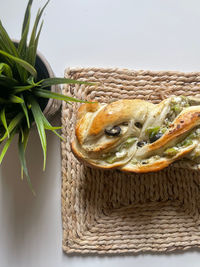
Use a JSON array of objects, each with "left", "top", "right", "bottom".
[
  {"left": 18, "top": 129, "right": 35, "bottom": 195},
  {"left": 0, "top": 50, "right": 37, "bottom": 78},
  {"left": 0, "top": 108, "right": 9, "bottom": 138},
  {"left": 13, "top": 78, "right": 42, "bottom": 93},
  {"left": 19, "top": 11, "right": 30, "bottom": 57},
  {"left": 20, "top": 95, "right": 30, "bottom": 128},
  {"left": 0, "top": 128, "right": 16, "bottom": 164},
  {"left": 21, "top": 0, "right": 33, "bottom": 36},
  {"left": 0, "top": 63, "right": 13, "bottom": 78},
  {"left": 19, "top": 127, "right": 29, "bottom": 177},
  {"left": 27, "top": 0, "right": 49, "bottom": 65},
  {"left": 19, "top": 0, "right": 33, "bottom": 80},
  {"left": 0, "top": 20, "right": 25, "bottom": 79},
  {"left": 28, "top": 96, "right": 46, "bottom": 170},
  {"left": 13, "top": 84, "right": 34, "bottom": 93},
  {"left": 27, "top": 76, "right": 42, "bottom": 86},
  {"left": 40, "top": 77, "right": 94, "bottom": 88},
  {"left": 0, "top": 75, "right": 18, "bottom": 87},
  {"left": 0, "top": 20, "right": 19, "bottom": 57},
  {"left": 20, "top": 127, "right": 24, "bottom": 143},
  {"left": 0, "top": 36, "right": 11, "bottom": 58},
  {"left": 18, "top": 13, "right": 31, "bottom": 82},
  {"left": 18, "top": 136, "right": 28, "bottom": 176},
  {"left": 34, "top": 88, "right": 88, "bottom": 103},
  {"left": 27, "top": 20, "right": 43, "bottom": 67},
  {"left": 9, "top": 95, "right": 24, "bottom": 103},
  {"left": 0, "top": 112, "right": 24, "bottom": 142},
  {"left": 38, "top": 109, "right": 64, "bottom": 140}
]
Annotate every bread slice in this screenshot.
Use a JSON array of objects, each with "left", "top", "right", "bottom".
[{"left": 71, "top": 96, "right": 200, "bottom": 173}]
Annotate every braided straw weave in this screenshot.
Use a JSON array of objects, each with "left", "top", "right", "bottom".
[{"left": 61, "top": 68, "right": 200, "bottom": 254}]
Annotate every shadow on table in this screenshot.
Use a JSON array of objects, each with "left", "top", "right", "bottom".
[{"left": 0, "top": 113, "right": 62, "bottom": 261}]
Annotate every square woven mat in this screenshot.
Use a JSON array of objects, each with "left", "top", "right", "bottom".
[{"left": 61, "top": 67, "right": 200, "bottom": 254}]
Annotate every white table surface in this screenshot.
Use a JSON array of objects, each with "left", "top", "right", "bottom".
[{"left": 1, "top": 0, "right": 200, "bottom": 266}]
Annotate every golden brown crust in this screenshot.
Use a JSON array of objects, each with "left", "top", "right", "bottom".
[
  {"left": 75, "top": 102, "right": 101, "bottom": 145},
  {"left": 88, "top": 99, "right": 152, "bottom": 136},
  {"left": 77, "top": 102, "right": 100, "bottom": 120}
]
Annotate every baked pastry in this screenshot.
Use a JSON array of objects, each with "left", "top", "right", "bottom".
[{"left": 71, "top": 96, "right": 200, "bottom": 173}]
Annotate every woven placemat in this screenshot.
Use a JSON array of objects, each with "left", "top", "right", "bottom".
[{"left": 61, "top": 67, "right": 200, "bottom": 254}]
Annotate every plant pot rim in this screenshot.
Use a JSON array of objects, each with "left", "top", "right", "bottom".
[{"left": 36, "top": 50, "right": 61, "bottom": 118}]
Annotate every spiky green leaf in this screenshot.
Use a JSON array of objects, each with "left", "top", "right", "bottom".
[
  {"left": 21, "top": 0, "right": 33, "bottom": 36},
  {"left": 18, "top": 127, "right": 30, "bottom": 178},
  {"left": 13, "top": 78, "right": 42, "bottom": 93},
  {"left": 0, "top": 20, "right": 19, "bottom": 57},
  {"left": 0, "top": 108, "right": 9, "bottom": 138},
  {"left": 0, "top": 112, "right": 23, "bottom": 142},
  {"left": 0, "top": 21, "right": 25, "bottom": 78},
  {"left": 9, "top": 95, "right": 24, "bottom": 103},
  {"left": 0, "top": 63, "right": 13, "bottom": 78},
  {"left": 20, "top": 95, "right": 30, "bottom": 128},
  {"left": 27, "top": 0, "right": 49, "bottom": 65},
  {"left": 40, "top": 77, "right": 94, "bottom": 88},
  {"left": 38, "top": 109, "right": 64, "bottom": 140},
  {"left": 0, "top": 50, "right": 37, "bottom": 78},
  {"left": 18, "top": 128, "right": 35, "bottom": 195},
  {"left": 0, "top": 75, "right": 18, "bottom": 87},
  {"left": 28, "top": 96, "right": 46, "bottom": 170},
  {"left": 0, "top": 128, "right": 16, "bottom": 164},
  {"left": 13, "top": 84, "right": 34, "bottom": 93},
  {"left": 34, "top": 88, "right": 88, "bottom": 103}
]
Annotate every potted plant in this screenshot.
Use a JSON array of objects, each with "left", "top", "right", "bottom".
[{"left": 0, "top": 0, "right": 89, "bottom": 192}]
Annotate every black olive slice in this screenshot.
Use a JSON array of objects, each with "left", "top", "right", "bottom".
[
  {"left": 105, "top": 126, "right": 121, "bottom": 136},
  {"left": 142, "top": 161, "right": 147, "bottom": 165},
  {"left": 137, "top": 141, "right": 147, "bottom": 147},
  {"left": 135, "top": 122, "right": 142, "bottom": 128},
  {"left": 149, "top": 132, "right": 163, "bottom": 143}
]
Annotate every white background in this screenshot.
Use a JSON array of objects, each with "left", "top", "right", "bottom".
[{"left": 1, "top": 0, "right": 200, "bottom": 266}]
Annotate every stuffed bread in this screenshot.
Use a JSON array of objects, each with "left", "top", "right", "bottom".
[{"left": 71, "top": 96, "right": 200, "bottom": 173}]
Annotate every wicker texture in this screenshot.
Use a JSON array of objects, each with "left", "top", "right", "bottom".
[{"left": 61, "top": 67, "right": 200, "bottom": 254}]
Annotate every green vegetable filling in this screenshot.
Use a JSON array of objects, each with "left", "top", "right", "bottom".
[
  {"left": 170, "top": 96, "right": 190, "bottom": 115},
  {"left": 122, "top": 137, "right": 137, "bottom": 148},
  {"left": 103, "top": 137, "right": 137, "bottom": 164},
  {"left": 105, "top": 155, "right": 118, "bottom": 164},
  {"left": 178, "top": 139, "right": 193, "bottom": 147},
  {"left": 164, "top": 132, "right": 194, "bottom": 158},
  {"left": 146, "top": 126, "right": 167, "bottom": 140},
  {"left": 146, "top": 126, "right": 160, "bottom": 139},
  {"left": 164, "top": 147, "right": 178, "bottom": 157}
]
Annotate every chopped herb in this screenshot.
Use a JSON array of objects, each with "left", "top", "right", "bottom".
[
  {"left": 170, "top": 96, "right": 190, "bottom": 115},
  {"left": 105, "top": 155, "right": 117, "bottom": 164},
  {"left": 161, "top": 127, "right": 167, "bottom": 133},
  {"left": 146, "top": 126, "right": 160, "bottom": 137},
  {"left": 124, "top": 137, "right": 137, "bottom": 146},
  {"left": 164, "top": 147, "right": 178, "bottom": 157},
  {"left": 171, "top": 105, "right": 182, "bottom": 113},
  {"left": 131, "top": 159, "right": 138, "bottom": 165},
  {"left": 179, "top": 139, "right": 193, "bottom": 147}
]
